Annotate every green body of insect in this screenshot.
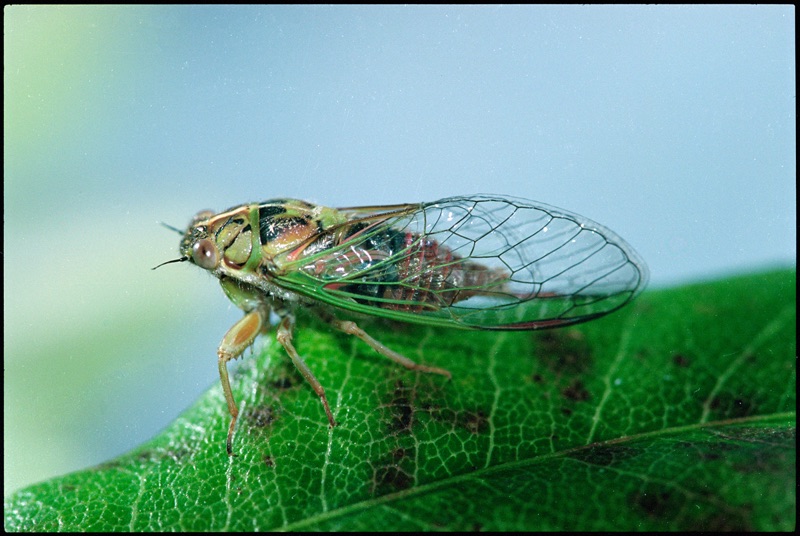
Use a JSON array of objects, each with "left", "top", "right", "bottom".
[{"left": 158, "top": 195, "right": 648, "bottom": 455}]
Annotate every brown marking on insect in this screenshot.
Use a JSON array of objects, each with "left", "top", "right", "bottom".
[
  {"left": 232, "top": 313, "right": 262, "bottom": 346},
  {"left": 264, "top": 216, "right": 316, "bottom": 245}
]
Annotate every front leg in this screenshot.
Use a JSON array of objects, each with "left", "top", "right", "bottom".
[{"left": 218, "top": 308, "right": 267, "bottom": 456}]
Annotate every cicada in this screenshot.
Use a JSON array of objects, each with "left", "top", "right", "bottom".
[{"left": 155, "top": 195, "right": 648, "bottom": 455}]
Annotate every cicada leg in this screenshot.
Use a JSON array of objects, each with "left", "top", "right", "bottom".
[
  {"left": 218, "top": 308, "right": 267, "bottom": 456},
  {"left": 276, "top": 313, "right": 337, "bottom": 428},
  {"left": 323, "top": 314, "right": 452, "bottom": 379}
]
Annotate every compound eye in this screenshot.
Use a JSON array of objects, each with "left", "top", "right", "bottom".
[{"left": 192, "top": 238, "right": 219, "bottom": 270}]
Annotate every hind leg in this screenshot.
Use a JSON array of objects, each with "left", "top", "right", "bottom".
[{"left": 322, "top": 313, "right": 452, "bottom": 379}]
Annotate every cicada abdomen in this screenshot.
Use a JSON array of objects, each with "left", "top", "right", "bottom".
[{"left": 302, "top": 218, "right": 511, "bottom": 313}]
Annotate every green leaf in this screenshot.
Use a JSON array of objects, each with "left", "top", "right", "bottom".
[{"left": 4, "top": 269, "right": 795, "bottom": 531}]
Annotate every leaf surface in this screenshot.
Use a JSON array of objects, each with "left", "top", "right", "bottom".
[{"left": 4, "top": 269, "right": 796, "bottom": 531}]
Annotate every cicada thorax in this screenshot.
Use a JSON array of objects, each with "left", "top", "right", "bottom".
[{"left": 254, "top": 199, "right": 349, "bottom": 260}]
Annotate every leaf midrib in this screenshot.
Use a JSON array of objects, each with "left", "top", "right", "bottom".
[{"left": 279, "top": 411, "right": 796, "bottom": 531}]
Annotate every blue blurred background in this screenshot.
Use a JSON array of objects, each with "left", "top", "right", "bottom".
[{"left": 4, "top": 5, "right": 795, "bottom": 495}]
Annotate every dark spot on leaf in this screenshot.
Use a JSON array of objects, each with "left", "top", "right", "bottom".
[
  {"left": 373, "top": 464, "right": 412, "bottom": 494},
  {"left": 632, "top": 484, "right": 678, "bottom": 520},
  {"left": 531, "top": 373, "right": 544, "bottom": 384},
  {"left": 703, "top": 440, "right": 739, "bottom": 454},
  {"left": 422, "top": 400, "right": 493, "bottom": 437},
  {"left": 636, "top": 463, "right": 752, "bottom": 529},
  {"left": 672, "top": 353, "right": 690, "bottom": 367},
  {"left": 127, "top": 447, "right": 190, "bottom": 466},
  {"left": 736, "top": 447, "right": 790, "bottom": 474},
  {"left": 462, "top": 409, "right": 488, "bottom": 435},
  {"left": 263, "top": 455, "right": 275, "bottom": 468},
  {"left": 248, "top": 406, "right": 276, "bottom": 428},
  {"left": 425, "top": 405, "right": 455, "bottom": 427},
  {"left": 690, "top": 445, "right": 723, "bottom": 462},
  {"left": 707, "top": 427, "right": 795, "bottom": 474},
  {"left": 163, "top": 447, "right": 191, "bottom": 463},
  {"left": 271, "top": 376, "right": 294, "bottom": 390},
  {"left": 561, "top": 407, "right": 573, "bottom": 416},
  {"left": 534, "top": 329, "right": 591, "bottom": 376},
  {"left": 136, "top": 451, "right": 154, "bottom": 462},
  {"left": 386, "top": 380, "right": 414, "bottom": 433},
  {"left": 96, "top": 458, "right": 125, "bottom": 470},
  {"left": 562, "top": 379, "right": 591, "bottom": 402},
  {"left": 732, "top": 398, "right": 754, "bottom": 417},
  {"left": 420, "top": 401, "right": 438, "bottom": 412},
  {"left": 569, "top": 444, "right": 641, "bottom": 466},
  {"left": 709, "top": 393, "right": 756, "bottom": 419},
  {"left": 373, "top": 384, "right": 421, "bottom": 496},
  {"left": 698, "top": 511, "right": 753, "bottom": 532}
]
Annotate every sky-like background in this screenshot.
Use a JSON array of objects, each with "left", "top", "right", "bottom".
[{"left": 4, "top": 5, "right": 795, "bottom": 495}]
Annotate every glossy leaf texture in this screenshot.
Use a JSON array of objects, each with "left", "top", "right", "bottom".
[{"left": 4, "top": 269, "right": 795, "bottom": 531}]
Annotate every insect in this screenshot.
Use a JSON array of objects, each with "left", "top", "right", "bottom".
[{"left": 155, "top": 195, "right": 648, "bottom": 455}]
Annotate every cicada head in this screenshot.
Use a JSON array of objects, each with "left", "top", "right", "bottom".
[
  {"left": 152, "top": 209, "right": 221, "bottom": 273},
  {"left": 177, "top": 206, "right": 258, "bottom": 275}
]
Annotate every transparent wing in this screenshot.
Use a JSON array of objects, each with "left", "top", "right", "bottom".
[{"left": 273, "top": 195, "right": 649, "bottom": 330}]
